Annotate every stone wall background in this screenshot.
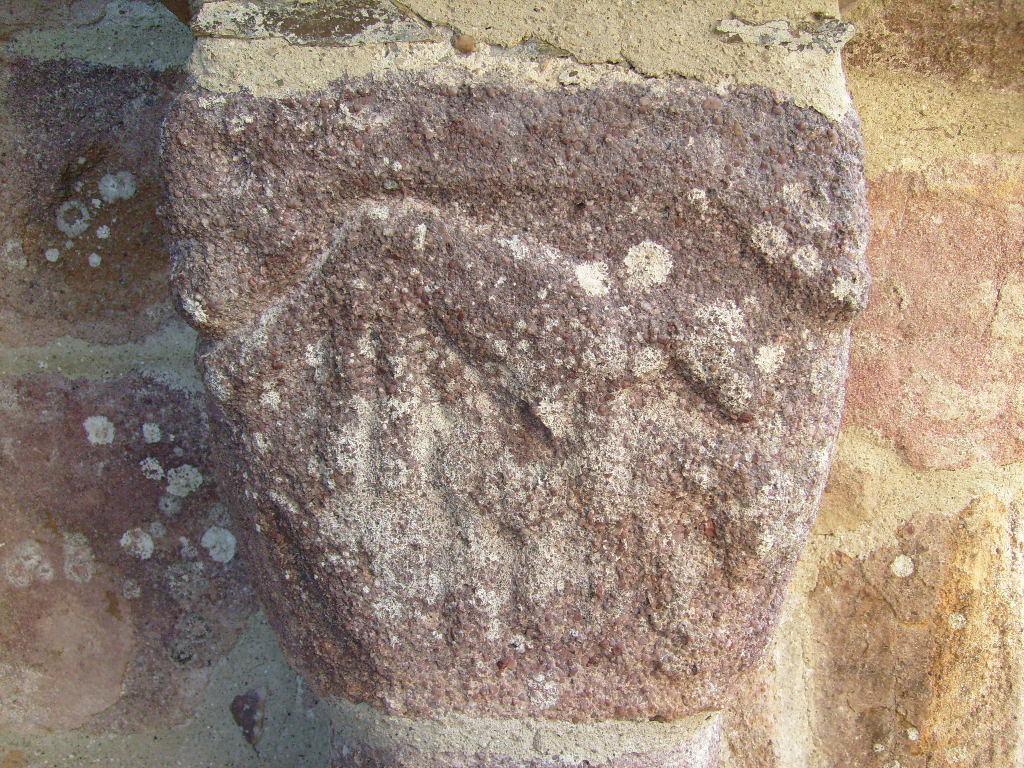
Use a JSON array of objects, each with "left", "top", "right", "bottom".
[{"left": 0, "top": 1, "right": 1020, "bottom": 766}]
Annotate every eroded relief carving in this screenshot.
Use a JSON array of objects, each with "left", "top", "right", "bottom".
[{"left": 163, "top": 69, "right": 867, "bottom": 748}]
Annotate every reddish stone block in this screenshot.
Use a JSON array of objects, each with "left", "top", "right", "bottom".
[
  {"left": 0, "top": 373, "right": 255, "bottom": 733},
  {"left": 0, "top": 58, "right": 182, "bottom": 347},
  {"left": 846, "top": 166, "right": 1024, "bottom": 468}
]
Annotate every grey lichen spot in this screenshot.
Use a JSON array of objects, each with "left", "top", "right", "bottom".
[
  {"left": 140, "top": 456, "right": 165, "bottom": 481},
  {"left": 201, "top": 525, "right": 237, "bottom": 564},
  {"left": 122, "top": 578, "right": 142, "bottom": 599},
  {"left": 179, "top": 536, "right": 199, "bottom": 560},
  {"left": 142, "top": 422, "right": 162, "bottom": 443},
  {"left": 2, "top": 239, "right": 27, "bottom": 269},
  {"left": 890, "top": 554, "right": 915, "bottom": 578},
  {"left": 791, "top": 244, "right": 822, "bottom": 275},
  {"left": 750, "top": 221, "right": 789, "bottom": 266},
  {"left": 681, "top": 301, "right": 756, "bottom": 416},
  {"left": 159, "top": 492, "right": 183, "bottom": 516},
  {"left": 98, "top": 170, "right": 137, "bottom": 203},
  {"left": 56, "top": 200, "right": 91, "bottom": 237},
  {"left": 62, "top": 532, "right": 96, "bottom": 584},
  {"left": 3, "top": 540, "right": 55, "bottom": 588},
  {"left": 120, "top": 528, "right": 155, "bottom": 560},
  {"left": 575, "top": 261, "right": 610, "bottom": 297},
  {"left": 83, "top": 415, "right": 115, "bottom": 445},
  {"left": 166, "top": 464, "right": 203, "bottom": 497},
  {"left": 623, "top": 241, "right": 673, "bottom": 291}
]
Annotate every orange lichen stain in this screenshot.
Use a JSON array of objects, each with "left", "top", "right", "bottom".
[
  {"left": 919, "top": 495, "right": 1024, "bottom": 764},
  {"left": 1, "top": 749, "right": 28, "bottom": 768},
  {"left": 104, "top": 589, "right": 122, "bottom": 621}
]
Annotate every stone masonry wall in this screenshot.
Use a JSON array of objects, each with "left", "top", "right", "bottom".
[{"left": 0, "top": 2, "right": 1021, "bottom": 767}]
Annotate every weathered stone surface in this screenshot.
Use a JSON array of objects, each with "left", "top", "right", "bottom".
[
  {"left": 164, "top": 60, "right": 868, "bottom": 731},
  {"left": 0, "top": 54, "right": 183, "bottom": 348},
  {"left": 843, "top": 0, "right": 1024, "bottom": 90},
  {"left": 845, "top": 164, "right": 1024, "bottom": 469},
  {"left": 0, "top": 373, "right": 254, "bottom": 733}
]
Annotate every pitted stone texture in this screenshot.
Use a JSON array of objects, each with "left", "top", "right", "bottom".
[{"left": 164, "top": 74, "right": 868, "bottom": 721}]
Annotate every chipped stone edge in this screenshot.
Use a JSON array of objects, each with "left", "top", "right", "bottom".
[{"left": 328, "top": 698, "right": 720, "bottom": 763}]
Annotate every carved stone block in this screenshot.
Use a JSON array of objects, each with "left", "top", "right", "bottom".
[{"left": 163, "top": 37, "right": 868, "bottom": 766}]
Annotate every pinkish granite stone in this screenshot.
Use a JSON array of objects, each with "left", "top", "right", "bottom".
[{"left": 163, "top": 63, "right": 867, "bottom": 763}]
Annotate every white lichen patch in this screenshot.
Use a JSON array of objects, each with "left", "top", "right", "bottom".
[
  {"left": 96, "top": 225, "right": 111, "bottom": 240},
  {"left": 890, "top": 554, "right": 915, "bottom": 578},
  {"left": 304, "top": 340, "right": 325, "bottom": 368},
  {"left": 3, "top": 239, "right": 27, "bottom": 269},
  {"left": 696, "top": 300, "right": 746, "bottom": 339},
  {"left": 83, "top": 415, "right": 115, "bottom": 445},
  {"left": 44, "top": 248, "right": 60, "bottom": 262},
  {"left": 683, "top": 300, "right": 755, "bottom": 413},
  {"left": 120, "top": 528, "right": 154, "bottom": 560},
  {"left": 166, "top": 464, "right": 203, "bottom": 497},
  {"left": 754, "top": 344, "right": 786, "bottom": 377},
  {"left": 204, "top": 367, "right": 232, "bottom": 402},
  {"left": 632, "top": 346, "right": 667, "bottom": 378},
  {"left": 498, "top": 234, "right": 531, "bottom": 261},
  {"left": 3, "top": 540, "right": 55, "bottom": 588},
  {"left": 201, "top": 526, "right": 237, "bottom": 563},
  {"left": 62, "top": 532, "right": 96, "bottom": 583},
  {"left": 56, "top": 200, "right": 90, "bottom": 237},
  {"left": 750, "top": 221, "right": 789, "bottom": 264},
  {"left": 623, "top": 241, "right": 673, "bottom": 290},
  {"left": 98, "top": 171, "right": 137, "bottom": 203},
  {"left": 832, "top": 274, "right": 862, "bottom": 305},
  {"left": 142, "top": 422, "right": 162, "bottom": 443},
  {"left": 791, "top": 244, "right": 822, "bottom": 275},
  {"left": 122, "top": 578, "right": 141, "bottom": 599},
  {"left": 260, "top": 386, "right": 282, "bottom": 410},
  {"left": 178, "top": 536, "right": 198, "bottom": 560},
  {"left": 139, "top": 456, "right": 164, "bottom": 481},
  {"left": 575, "top": 261, "right": 610, "bottom": 297},
  {"left": 782, "top": 182, "right": 831, "bottom": 230},
  {"left": 527, "top": 673, "right": 561, "bottom": 709},
  {"left": 687, "top": 187, "right": 709, "bottom": 212},
  {"left": 88, "top": 253, "right": 102, "bottom": 268}
]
